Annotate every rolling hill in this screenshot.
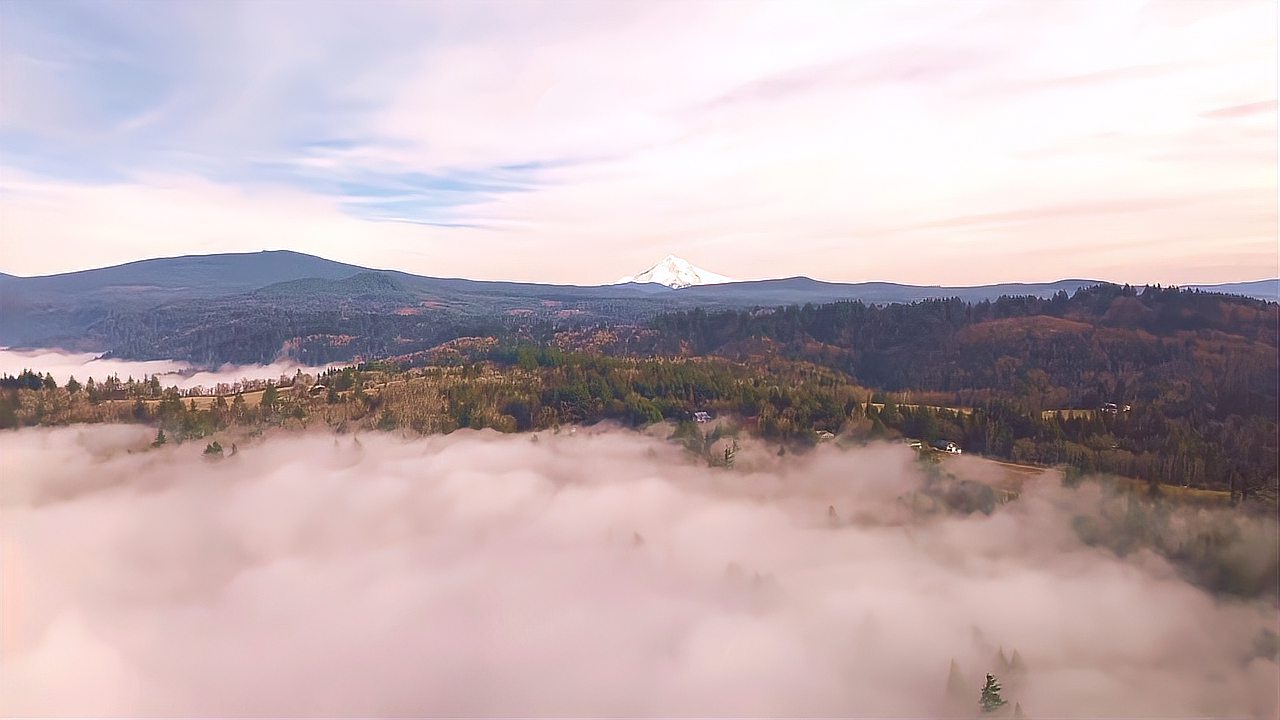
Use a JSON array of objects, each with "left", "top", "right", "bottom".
[{"left": 1, "top": 250, "right": 1274, "bottom": 363}]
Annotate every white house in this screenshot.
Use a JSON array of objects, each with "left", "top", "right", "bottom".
[{"left": 931, "top": 440, "right": 962, "bottom": 454}]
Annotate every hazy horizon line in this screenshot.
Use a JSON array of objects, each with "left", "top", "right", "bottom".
[{"left": 3, "top": 247, "right": 1277, "bottom": 290}]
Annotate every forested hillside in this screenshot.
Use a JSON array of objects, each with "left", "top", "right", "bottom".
[{"left": 636, "top": 285, "right": 1277, "bottom": 498}]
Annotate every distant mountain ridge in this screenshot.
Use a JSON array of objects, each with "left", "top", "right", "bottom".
[
  {"left": 1, "top": 250, "right": 1275, "bottom": 363},
  {"left": 1182, "top": 278, "right": 1280, "bottom": 300},
  {"left": 2, "top": 250, "right": 372, "bottom": 300},
  {"left": 5, "top": 249, "right": 1273, "bottom": 300},
  {"left": 614, "top": 255, "right": 733, "bottom": 288}
]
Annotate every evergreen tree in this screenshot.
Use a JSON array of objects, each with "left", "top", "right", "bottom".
[
  {"left": 946, "top": 659, "right": 969, "bottom": 700},
  {"left": 261, "top": 384, "right": 279, "bottom": 413},
  {"left": 65, "top": 376, "right": 81, "bottom": 394},
  {"left": 1008, "top": 649, "right": 1027, "bottom": 674},
  {"left": 980, "top": 673, "right": 1008, "bottom": 713},
  {"left": 151, "top": 429, "right": 167, "bottom": 447},
  {"left": 720, "top": 439, "right": 738, "bottom": 468},
  {"left": 203, "top": 440, "right": 224, "bottom": 457}
]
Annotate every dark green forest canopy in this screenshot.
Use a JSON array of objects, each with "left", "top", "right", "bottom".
[{"left": 632, "top": 286, "right": 1277, "bottom": 498}]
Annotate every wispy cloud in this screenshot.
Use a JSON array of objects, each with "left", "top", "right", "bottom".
[
  {"left": 899, "top": 195, "right": 1216, "bottom": 231},
  {"left": 1202, "top": 99, "right": 1278, "bottom": 119}
]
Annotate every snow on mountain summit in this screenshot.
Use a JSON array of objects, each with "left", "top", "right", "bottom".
[{"left": 613, "top": 255, "right": 733, "bottom": 289}]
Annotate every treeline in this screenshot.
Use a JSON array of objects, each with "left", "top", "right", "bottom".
[
  {"left": 93, "top": 296, "right": 568, "bottom": 365},
  {"left": 0, "top": 354, "right": 866, "bottom": 446},
  {"left": 392, "top": 350, "right": 867, "bottom": 439},
  {"left": 650, "top": 285, "right": 1276, "bottom": 409},
  {"left": 643, "top": 285, "right": 1278, "bottom": 498},
  {"left": 3, "top": 313, "right": 1276, "bottom": 501},
  {"left": 876, "top": 401, "right": 1273, "bottom": 502}
]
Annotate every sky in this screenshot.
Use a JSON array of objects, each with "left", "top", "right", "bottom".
[{"left": 0, "top": 0, "right": 1276, "bottom": 285}]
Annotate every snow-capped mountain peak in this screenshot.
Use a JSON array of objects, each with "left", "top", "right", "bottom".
[{"left": 613, "top": 255, "right": 733, "bottom": 289}]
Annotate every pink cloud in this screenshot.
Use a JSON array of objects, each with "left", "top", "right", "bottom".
[{"left": 1202, "top": 99, "right": 1278, "bottom": 119}]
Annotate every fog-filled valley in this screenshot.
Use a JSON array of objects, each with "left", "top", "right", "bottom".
[
  {"left": 3, "top": 426, "right": 1276, "bottom": 717},
  {"left": 0, "top": 347, "right": 338, "bottom": 392}
]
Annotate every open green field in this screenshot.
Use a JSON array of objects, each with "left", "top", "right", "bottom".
[
  {"left": 108, "top": 388, "right": 270, "bottom": 410},
  {"left": 1041, "top": 408, "right": 1097, "bottom": 420},
  {"left": 943, "top": 453, "right": 1234, "bottom": 505}
]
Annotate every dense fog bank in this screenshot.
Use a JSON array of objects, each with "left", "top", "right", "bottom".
[
  {"left": 0, "top": 347, "right": 335, "bottom": 390},
  {"left": 2, "top": 426, "right": 1276, "bottom": 717}
]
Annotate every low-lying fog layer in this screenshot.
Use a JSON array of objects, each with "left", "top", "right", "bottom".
[
  {"left": 0, "top": 347, "right": 337, "bottom": 390},
  {"left": 2, "top": 426, "right": 1277, "bottom": 717}
]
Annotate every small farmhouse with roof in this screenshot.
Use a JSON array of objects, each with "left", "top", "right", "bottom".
[{"left": 931, "top": 440, "right": 962, "bottom": 454}]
